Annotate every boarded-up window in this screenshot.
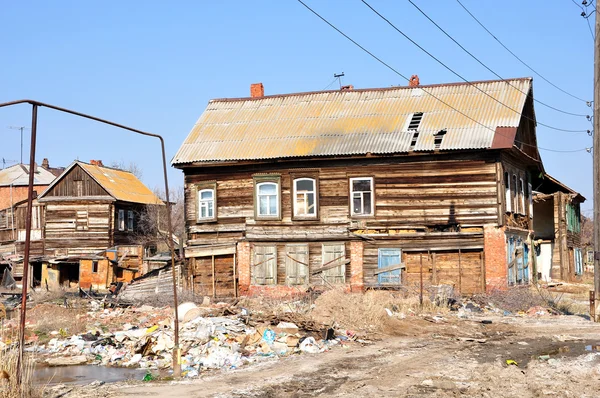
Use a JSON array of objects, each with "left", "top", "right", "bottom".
[
  {"left": 127, "top": 210, "right": 134, "bottom": 231},
  {"left": 322, "top": 243, "right": 345, "bottom": 284},
  {"left": 377, "top": 248, "right": 402, "bottom": 284},
  {"left": 285, "top": 244, "right": 309, "bottom": 285},
  {"left": 252, "top": 245, "right": 277, "bottom": 285}
]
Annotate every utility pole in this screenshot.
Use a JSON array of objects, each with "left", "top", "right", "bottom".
[
  {"left": 594, "top": 0, "right": 600, "bottom": 322},
  {"left": 8, "top": 126, "right": 30, "bottom": 164}
]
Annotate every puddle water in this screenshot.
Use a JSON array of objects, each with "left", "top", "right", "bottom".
[
  {"left": 585, "top": 345, "right": 600, "bottom": 352},
  {"left": 33, "top": 365, "right": 149, "bottom": 386}
]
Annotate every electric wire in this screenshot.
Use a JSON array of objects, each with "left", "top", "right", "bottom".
[
  {"left": 361, "top": 0, "right": 587, "bottom": 133},
  {"left": 458, "top": 0, "right": 590, "bottom": 104},
  {"left": 407, "top": 0, "right": 588, "bottom": 117},
  {"left": 295, "top": 0, "right": 589, "bottom": 153}
]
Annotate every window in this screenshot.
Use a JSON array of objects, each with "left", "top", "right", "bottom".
[
  {"left": 528, "top": 182, "right": 533, "bottom": 218},
  {"left": 92, "top": 261, "right": 99, "bottom": 273},
  {"left": 254, "top": 177, "right": 281, "bottom": 219},
  {"left": 252, "top": 245, "right": 277, "bottom": 285},
  {"left": 587, "top": 250, "right": 594, "bottom": 264},
  {"left": 574, "top": 248, "right": 583, "bottom": 276},
  {"left": 118, "top": 209, "right": 125, "bottom": 231},
  {"left": 285, "top": 244, "right": 309, "bottom": 285},
  {"left": 519, "top": 178, "right": 525, "bottom": 215},
  {"left": 127, "top": 210, "right": 134, "bottom": 231},
  {"left": 322, "top": 243, "right": 346, "bottom": 284},
  {"left": 0, "top": 210, "right": 8, "bottom": 230},
  {"left": 377, "top": 248, "right": 402, "bottom": 284},
  {"left": 350, "top": 177, "right": 374, "bottom": 216},
  {"left": 512, "top": 174, "right": 518, "bottom": 214},
  {"left": 293, "top": 178, "right": 317, "bottom": 218},
  {"left": 198, "top": 189, "right": 215, "bottom": 220},
  {"left": 504, "top": 172, "right": 511, "bottom": 212}
]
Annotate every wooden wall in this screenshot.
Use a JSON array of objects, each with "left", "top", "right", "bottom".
[
  {"left": 44, "top": 164, "right": 111, "bottom": 198},
  {"left": 184, "top": 156, "right": 500, "bottom": 246},
  {"left": 44, "top": 202, "right": 112, "bottom": 256}
]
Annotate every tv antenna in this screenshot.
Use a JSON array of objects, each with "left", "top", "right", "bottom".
[
  {"left": 334, "top": 72, "right": 345, "bottom": 89},
  {"left": 8, "top": 125, "right": 30, "bottom": 164}
]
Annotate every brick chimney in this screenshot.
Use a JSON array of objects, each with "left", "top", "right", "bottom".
[
  {"left": 41, "top": 158, "right": 50, "bottom": 169},
  {"left": 341, "top": 85, "right": 354, "bottom": 91},
  {"left": 409, "top": 75, "right": 420, "bottom": 87},
  {"left": 250, "top": 83, "right": 264, "bottom": 98},
  {"left": 90, "top": 160, "right": 104, "bottom": 167}
]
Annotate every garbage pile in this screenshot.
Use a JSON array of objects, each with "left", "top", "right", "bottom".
[{"left": 32, "top": 302, "right": 361, "bottom": 377}]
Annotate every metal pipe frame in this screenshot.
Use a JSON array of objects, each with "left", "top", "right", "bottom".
[{"left": 0, "top": 99, "right": 181, "bottom": 384}]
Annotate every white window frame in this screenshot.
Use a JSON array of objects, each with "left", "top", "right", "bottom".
[
  {"left": 127, "top": 210, "right": 134, "bottom": 231},
  {"left": 256, "top": 181, "right": 280, "bottom": 218},
  {"left": 350, "top": 177, "right": 374, "bottom": 216},
  {"left": 512, "top": 174, "right": 518, "bottom": 214},
  {"left": 293, "top": 178, "right": 317, "bottom": 218},
  {"left": 504, "top": 171, "right": 511, "bottom": 212},
  {"left": 118, "top": 209, "right": 125, "bottom": 231},
  {"left": 198, "top": 188, "right": 215, "bottom": 220}
]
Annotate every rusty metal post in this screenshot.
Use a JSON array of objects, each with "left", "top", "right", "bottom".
[
  {"left": 16, "top": 104, "right": 37, "bottom": 385},
  {"left": 158, "top": 137, "right": 181, "bottom": 377}
]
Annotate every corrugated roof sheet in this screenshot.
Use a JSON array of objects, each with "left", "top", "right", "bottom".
[
  {"left": 172, "top": 78, "right": 532, "bottom": 165},
  {"left": 0, "top": 163, "right": 58, "bottom": 186},
  {"left": 78, "top": 162, "right": 163, "bottom": 205}
]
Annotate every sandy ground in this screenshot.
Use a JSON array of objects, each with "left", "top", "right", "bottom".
[{"left": 54, "top": 313, "right": 600, "bottom": 398}]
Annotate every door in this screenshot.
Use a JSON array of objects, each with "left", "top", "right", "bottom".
[{"left": 377, "top": 248, "right": 401, "bottom": 285}]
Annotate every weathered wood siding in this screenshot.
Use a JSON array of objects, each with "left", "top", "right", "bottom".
[
  {"left": 184, "top": 157, "right": 499, "bottom": 245},
  {"left": 44, "top": 202, "right": 112, "bottom": 256},
  {"left": 44, "top": 164, "right": 111, "bottom": 198}
]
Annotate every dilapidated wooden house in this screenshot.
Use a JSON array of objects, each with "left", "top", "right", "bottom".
[
  {"left": 172, "top": 78, "right": 547, "bottom": 297},
  {"left": 533, "top": 174, "right": 585, "bottom": 282}
]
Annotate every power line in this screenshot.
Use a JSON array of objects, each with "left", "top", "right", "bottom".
[
  {"left": 571, "top": 0, "right": 596, "bottom": 40},
  {"left": 295, "top": 0, "right": 588, "bottom": 153},
  {"left": 457, "top": 0, "right": 591, "bottom": 104},
  {"left": 407, "top": 0, "right": 588, "bottom": 118},
  {"left": 361, "top": 0, "right": 587, "bottom": 133}
]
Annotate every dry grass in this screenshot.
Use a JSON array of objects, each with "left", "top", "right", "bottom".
[
  {"left": 310, "top": 287, "right": 450, "bottom": 333},
  {"left": 0, "top": 347, "right": 41, "bottom": 398},
  {"left": 27, "top": 303, "right": 87, "bottom": 342}
]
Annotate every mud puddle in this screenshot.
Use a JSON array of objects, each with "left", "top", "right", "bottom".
[
  {"left": 33, "top": 365, "right": 149, "bottom": 385},
  {"left": 473, "top": 338, "right": 600, "bottom": 367}
]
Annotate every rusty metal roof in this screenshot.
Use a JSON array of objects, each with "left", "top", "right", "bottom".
[
  {"left": 0, "top": 163, "right": 58, "bottom": 187},
  {"left": 39, "top": 161, "right": 163, "bottom": 205},
  {"left": 172, "top": 78, "right": 532, "bottom": 165}
]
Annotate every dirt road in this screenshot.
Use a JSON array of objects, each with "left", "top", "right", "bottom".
[{"left": 67, "top": 314, "right": 600, "bottom": 398}]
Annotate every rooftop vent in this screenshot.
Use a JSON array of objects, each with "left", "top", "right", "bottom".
[{"left": 434, "top": 129, "right": 447, "bottom": 149}]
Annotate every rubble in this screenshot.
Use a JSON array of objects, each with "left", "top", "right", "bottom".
[{"left": 12, "top": 300, "right": 361, "bottom": 380}]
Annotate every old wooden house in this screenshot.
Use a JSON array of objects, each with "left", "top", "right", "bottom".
[
  {"left": 33, "top": 160, "right": 163, "bottom": 289},
  {"left": 172, "top": 78, "right": 546, "bottom": 297},
  {"left": 533, "top": 174, "right": 585, "bottom": 282}
]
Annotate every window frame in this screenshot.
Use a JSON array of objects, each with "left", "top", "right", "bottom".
[
  {"left": 512, "top": 174, "right": 518, "bottom": 215},
  {"left": 519, "top": 177, "right": 525, "bottom": 215},
  {"left": 292, "top": 177, "right": 318, "bottom": 220},
  {"left": 118, "top": 209, "right": 125, "bottom": 231},
  {"left": 528, "top": 182, "right": 533, "bottom": 219},
  {"left": 92, "top": 261, "right": 99, "bottom": 274},
  {"left": 504, "top": 171, "right": 511, "bottom": 213},
  {"left": 253, "top": 176, "right": 281, "bottom": 220},
  {"left": 195, "top": 182, "right": 217, "bottom": 223},
  {"left": 349, "top": 177, "right": 375, "bottom": 217}
]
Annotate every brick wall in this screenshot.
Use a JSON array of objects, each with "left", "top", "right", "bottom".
[
  {"left": 237, "top": 241, "right": 251, "bottom": 295},
  {"left": 483, "top": 225, "right": 507, "bottom": 291},
  {"left": 350, "top": 241, "right": 364, "bottom": 292}
]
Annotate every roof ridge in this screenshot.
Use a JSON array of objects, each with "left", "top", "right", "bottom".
[{"left": 210, "top": 77, "right": 533, "bottom": 103}]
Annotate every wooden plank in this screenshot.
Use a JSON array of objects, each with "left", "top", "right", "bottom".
[{"left": 373, "top": 263, "right": 406, "bottom": 275}]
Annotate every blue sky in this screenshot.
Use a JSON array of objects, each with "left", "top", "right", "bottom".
[{"left": 0, "top": 1, "right": 595, "bottom": 212}]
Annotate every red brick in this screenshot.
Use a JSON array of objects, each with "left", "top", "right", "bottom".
[{"left": 484, "top": 225, "right": 508, "bottom": 291}]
